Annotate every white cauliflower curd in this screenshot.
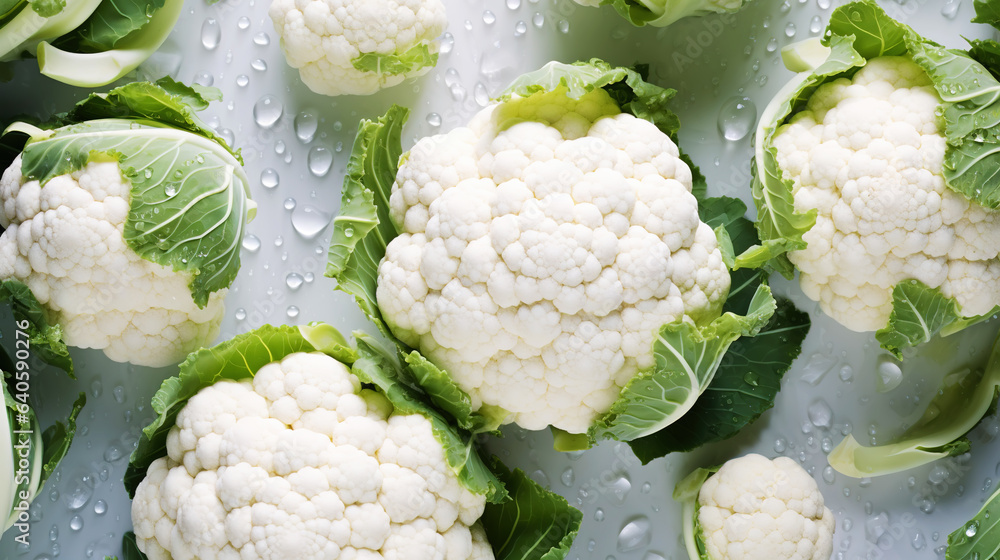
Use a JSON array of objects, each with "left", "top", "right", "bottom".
[
  {"left": 688, "top": 454, "right": 835, "bottom": 560},
  {"left": 269, "top": 0, "right": 448, "bottom": 96},
  {"left": 131, "top": 351, "right": 492, "bottom": 560},
  {"left": 376, "top": 87, "right": 731, "bottom": 434},
  {"left": 0, "top": 158, "right": 224, "bottom": 368},
  {"left": 772, "top": 56, "right": 1000, "bottom": 332}
]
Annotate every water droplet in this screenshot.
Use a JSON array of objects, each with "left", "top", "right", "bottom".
[
  {"left": 103, "top": 444, "right": 124, "bottom": 462},
  {"left": 514, "top": 20, "right": 527, "bottom": 36},
  {"left": 765, "top": 37, "right": 778, "bottom": 53},
  {"left": 283, "top": 198, "right": 297, "bottom": 210},
  {"left": 260, "top": 168, "right": 279, "bottom": 189},
  {"left": 90, "top": 380, "right": 102, "bottom": 398},
  {"left": 483, "top": 10, "right": 496, "bottom": 24},
  {"left": 236, "top": 74, "right": 249, "bottom": 87},
  {"left": 967, "top": 522, "right": 979, "bottom": 537},
  {"left": 285, "top": 273, "right": 304, "bottom": 290},
  {"left": 201, "top": 18, "right": 221, "bottom": 50},
  {"left": 594, "top": 508, "right": 605, "bottom": 521},
  {"left": 253, "top": 95, "right": 283, "bottom": 128},
  {"left": 505, "top": 0, "right": 520, "bottom": 8},
  {"left": 286, "top": 305, "right": 300, "bottom": 318},
  {"left": 439, "top": 32, "right": 454, "bottom": 54},
  {"left": 274, "top": 235, "right": 284, "bottom": 247},
  {"left": 474, "top": 82, "right": 490, "bottom": 107},
  {"left": 65, "top": 478, "right": 93, "bottom": 511},
  {"left": 426, "top": 113, "right": 442, "bottom": 127},
  {"left": 113, "top": 385, "right": 126, "bottom": 404},
  {"left": 294, "top": 112, "right": 318, "bottom": 142},
  {"left": 93, "top": 500, "right": 107, "bottom": 515},
  {"left": 251, "top": 59, "right": 267, "bottom": 72},
  {"left": 69, "top": 515, "right": 83, "bottom": 531},
  {"left": 164, "top": 184, "right": 178, "bottom": 197},
  {"left": 193, "top": 72, "right": 214, "bottom": 87},
  {"left": 557, "top": 19, "right": 570, "bottom": 33},
  {"left": 253, "top": 32, "right": 270, "bottom": 46},
  {"left": 307, "top": 146, "right": 334, "bottom": 177},
  {"left": 913, "top": 531, "right": 927, "bottom": 550},
  {"left": 617, "top": 516, "right": 652, "bottom": 552},
  {"left": 774, "top": 437, "right": 787, "bottom": 452},
  {"left": 235, "top": 308, "right": 247, "bottom": 321},
  {"left": 532, "top": 12, "right": 544, "bottom": 27},
  {"left": 242, "top": 234, "right": 261, "bottom": 252},
  {"left": 640, "top": 482, "right": 651, "bottom": 493},
  {"left": 822, "top": 466, "right": 836, "bottom": 484},
  {"left": 877, "top": 356, "right": 903, "bottom": 392},
  {"left": 743, "top": 371, "right": 759, "bottom": 387},
  {"left": 942, "top": 0, "right": 961, "bottom": 19},
  {"left": 291, "top": 205, "right": 333, "bottom": 239},
  {"left": 560, "top": 467, "right": 575, "bottom": 487},
  {"left": 808, "top": 398, "right": 833, "bottom": 428},
  {"left": 785, "top": 23, "right": 796, "bottom": 38},
  {"left": 817, "top": 0, "right": 831, "bottom": 7},
  {"left": 809, "top": 15, "right": 823, "bottom": 34},
  {"left": 717, "top": 96, "right": 757, "bottom": 141},
  {"left": 610, "top": 473, "right": 631, "bottom": 503},
  {"left": 237, "top": 16, "right": 250, "bottom": 30}
]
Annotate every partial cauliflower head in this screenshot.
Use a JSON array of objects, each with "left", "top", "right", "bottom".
[
  {"left": 0, "top": 157, "right": 224, "bottom": 368},
  {"left": 131, "top": 351, "right": 492, "bottom": 560},
  {"left": 268, "top": 0, "right": 447, "bottom": 96},
  {"left": 697, "top": 454, "right": 835, "bottom": 560},
  {"left": 773, "top": 56, "right": 1000, "bottom": 332},
  {"left": 376, "top": 87, "right": 731, "bottom": 434}
]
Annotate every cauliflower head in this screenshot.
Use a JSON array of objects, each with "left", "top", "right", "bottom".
[
  {"left": 0, "top": 157, "right": 225, "bottom": 368},
  {"left": 697, "top": 454, "right": 835, "bottom": 560},
  {"left": 772, "top": 56, "right": 1000, "bottom": 332},
  {"left": 132, "top": 351, "right": 492, "bottom": 560},
  {"left": 269, "top": 0, "right": 447, "bottom": 96},
  {"left": 376, "top": 87, "right": 730, "bottom": 434}
]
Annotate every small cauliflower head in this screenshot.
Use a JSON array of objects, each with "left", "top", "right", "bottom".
[
  {"left": 698, "top": 454, "right": 835, "bottom": 560},
  {"left": 377, "top": 87, "right": 730, "bottom": 434},
  {"left": 0, "top": 158, "right": 224, "bottom": 368},
  {"left": 269, "top": 0, "right": 447, "bottom": 96},
  {"left": 773, "top": 56, "right": 1000, "bottom": 332},
  {"left": 131, "top": 352, "right": 492, "bottom": 560}
]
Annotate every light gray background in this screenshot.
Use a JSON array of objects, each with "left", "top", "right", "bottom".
[{"left": 2, "top": 0, "right": 1000, "bottom": 558}]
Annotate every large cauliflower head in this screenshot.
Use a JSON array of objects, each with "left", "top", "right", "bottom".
[
  {"left": 0, "top": 158, "right": 224, "bottom": 368},
  {"left": 132, "top": 352, "right": 492, "bottom": 560},
  {"left": 376, "top": 87, "right": 730, "bottom": 434},
  {"left": 697, "top": 454, "right": 835, "bottom": 560},
  {"left": 268, "top": 0, "right": 447, "bottom": 96},
  {"left": 773, "top": 56, "right": 1000, "bottom": 332}
]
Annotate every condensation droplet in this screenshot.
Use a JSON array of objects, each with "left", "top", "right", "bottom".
[
  {"left": 286, "top": 306, "right": 300, "bottom": 318},
  {"left": 560, "top": 467, "right": 575, "bottom": 487},
  {"left": 942, "top": 0, "right": 961, "bottom": 19},
  {"left": 717, "top": 96, "right": 757, "bottom": 141},
  {"left": 93, "top": 500, "right": 107, "bottom": 515},
  {"left": 261, "top": 168, "right": 279, "bottom": 189},
  {"left": 291, "top": 205, "right": 333, "bottom": 239},
  {"left": 514, "top": 21, "right": 527, "bottom": 36},
  {"left": 237, "top": 16, "right": 250, "bottom": 30},
  {"left": 426, "top": 113, "right": 442, "bottom": 127},
  {"left": 294, "top": 112, "right": 319, "bottom": 142},
  {"left": 286, "top": 273, "right": 304, "bottom": 290},
  {"left": 253, "top": 32, "right": 270, "bottom": 46},
  {"left": 283, "top": 198, "right": 296, "bottom": 210},
  {"left": 809, "top": 15, "right": 823, "bottom": 34},
  {"left": 253, "top": 95, "right": 283, "bottom": 128},
  {"left": 251, "top": 59, "right": 267, "bottom": 72},
  {"left": 594, "top": 508, "right": 605, "bottom": 521},
  {"left": 69, "top": 516, "right": 83, "bottom": 531},
  {"left": 201, "top": 18, "right": 221, "bottom": 50},
  {"left": 808, "top": 398, "right": 833, "bottom": 428},
  {"left": 483, "top": 10, "right": 496, "bottom": 24},
  {"left": 439, "top": 32, "right": 454, "bottom": 54},
  {"left": 785, "top": 22, "right": 796, "bottom": 38},
  {"left": 617, "top": 516, "right": 652, "bottom": 552},
  {"left": 307, "top": 146, "right": 334, "bottom": 177},
  {"left": 242, "top": 234, "right": 261, "bottom": 252}
]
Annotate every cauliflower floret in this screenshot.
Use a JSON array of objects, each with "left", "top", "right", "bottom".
[
  {"left": 377, "top": 88, "right": 731, "bottom": 434},
  {"left": 132, "top": 352, "right": 493, "bottom": 560},
  {"left": 268, "top": 0, "right": 447, "bottom": 96},
  {"left": 0, "top": 158, "right": 225, "bottom": 367},
  {"left": 772, "top": 56, "right": 1000, "bottom": 332},
  {"left": 697, "top": 454, "right": 835, "bottom": 560}
]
